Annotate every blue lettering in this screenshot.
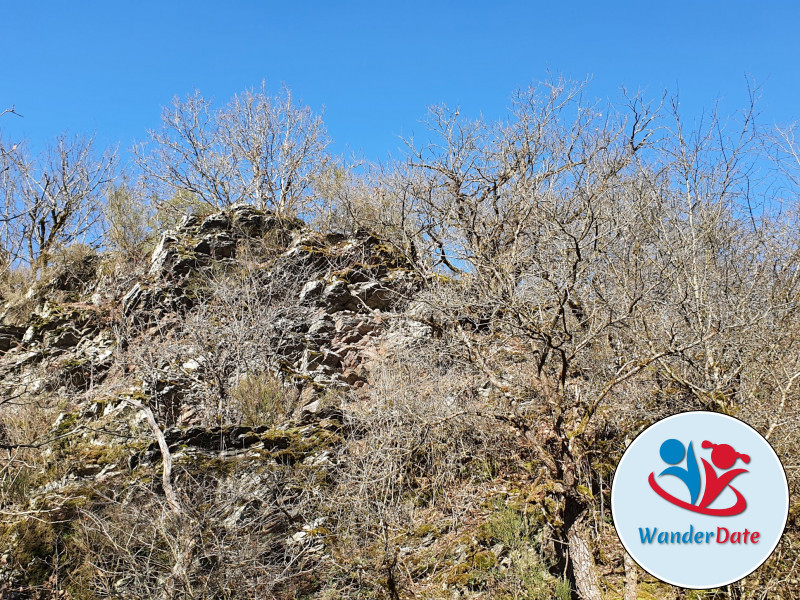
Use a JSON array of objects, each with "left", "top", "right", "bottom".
[
  {"left": 639, "top": 528, "right": 657, "bottom": 543},
  {"left": 635, "top": 526, "right": 753, "bottom": 544},
  {"left": 682, "top": 525, "right": 694, "bottom": 543}
]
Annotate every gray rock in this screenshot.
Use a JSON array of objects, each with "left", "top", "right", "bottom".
[
  {"left": 0, "top": 324, "right": 25, "bottom": 351},
  {"left": 148, "top": 233, "right": 180, "bottom": 277},
  {"left": 299, "top": 279, "right": 325, "bottom": 305},
  {"left": 230, "top": 204, "right": 266, "bottom": 235},
  {"left": 51, "top": 328, "right": 82, "bottom": 348},
  {"left": 199, "top": 212, "right": 230, "bottom": 232},
  {"left": 356, "top": 281, "right": 394, "bottom": 310},
  {"left": 177, "top": 214, "right": 200, "bottom": 231},
  {"left": 307, "top": 314, "right": 335, "bottom": 341},
  {"left": 122, "top": 283, "right": 145, "bottom": 315},
  {"left": 321, "top": 279, "right": 355, "bottom": 313}
]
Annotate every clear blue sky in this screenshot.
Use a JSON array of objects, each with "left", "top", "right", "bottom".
[{"left": 2, "top": 1, "right": 799, "bottom": 162}]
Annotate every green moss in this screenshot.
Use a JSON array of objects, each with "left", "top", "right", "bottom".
[
  {"left": 412, "top": 522, "right": 440, "bottom": 538},
  {"left": 75, "top": 441, "right": 130, "bottom": 468},
  {"left": 0, "top": 505, "right": 91, "bottom": 590},
  {"left": 510, "top": 550, "right": 572, "bottom": 600},
  {"left": 266, "top": 425, "right": 343, "bottom": 464},
  {"left": 472, "top": 550, "right": 497, "bottom": 570},
  {"left": 259, "top": 429, "right": 293, "bottom": 447},
  {"left": 1, "top": 518, "right": 58, "bottom": 586},
  {"left": 186, "top": 454, "right": 239, "bottom": 477},
  {"left": 88, "top": 396, "right": 119, "bottom": 416},
  {"left": 445, "top": 550, "right": 498, "bottom": 588},
  {"left": 637, "top": 580, "right": 690, "bottom": 598},
  {"left": 479, "top": 507, "right": 541, "bottom": 551},
  {"left": 59, "top": 357, "right": 91, "bottom": 369},
  {"left": 53, "top": 411, "right": 80, "bottom": 438},
  {"left": 463, "top": 456, "right": 501, "bottom": 481}
]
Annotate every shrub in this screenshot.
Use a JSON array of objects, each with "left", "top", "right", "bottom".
[{"left": 231, "top": 372, "right": 299, "bottom": 426}]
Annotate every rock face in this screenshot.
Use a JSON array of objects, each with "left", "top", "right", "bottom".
[
  {"left": 0, "top": 204, "right": 441, "bottom": 598},
  {"left": 1, "top": 291, "right": 114, "bottom": 402},
  {"left": 0, "top": 204, "right": 720, "bottom": 600},
  {"left": 122, "top": 204, "right": 424, "bottom": 395},
  {"left": 0, "top": 203, "right": 427, "bottom": 461},
  {"left": 147, "top": 205, "right": 293, "bottom": 279}
]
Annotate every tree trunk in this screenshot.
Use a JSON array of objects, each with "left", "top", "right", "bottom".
[
  {"left": 623, "top": 550, "right": 637, "bottom": 600},
  {"left": 567, "top": 516, "right": 603, "bottom": 600}
]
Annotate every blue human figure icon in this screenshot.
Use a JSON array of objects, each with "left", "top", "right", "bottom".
[{"left": 658, "top": 439, "right": 701, "bottom": 505}]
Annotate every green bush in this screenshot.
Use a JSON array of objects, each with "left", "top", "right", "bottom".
[
  {"left": 104, "top": 184, "right": 156, "bottom": 263},
  {"left": 231, "top": 372, "right": 298, "bottom": 426}
]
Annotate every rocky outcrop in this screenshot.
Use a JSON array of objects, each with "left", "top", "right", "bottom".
[
  {"left": 0, "top": 203, "right": 430, "bottom": 419},
  {"left": 0, "top": 302, "right": 114, "bottom": 403},
  {"left": 0, "top": 204, "right": 441, "bottom": 599},
  {"left": 146, "top": 205, "right": 296, "bottom": 278},
  {"left": 136, "top": 406, "right": 346, "bottom": 467},
  {"left": 121, "top": 205, "right": 424, "bottom": 395}
]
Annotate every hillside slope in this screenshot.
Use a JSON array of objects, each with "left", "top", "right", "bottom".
[{"left": 1, "top": 205, "right": 797, "bottom": 599}]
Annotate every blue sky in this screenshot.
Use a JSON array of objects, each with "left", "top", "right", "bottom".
[{"left": 2, "top": 1, "right": 799, "bottom": 162}]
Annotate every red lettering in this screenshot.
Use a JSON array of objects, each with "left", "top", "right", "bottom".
[
  {"left": 717, "top": 527, "right": 729, "bottom": 543},
  {"left": 715, "top": 527, "right": 760, "bottom": 544}
]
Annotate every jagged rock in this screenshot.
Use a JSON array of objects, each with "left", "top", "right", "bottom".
[
  {"left": 354, "top": 280, "right": 392, "bottom": 310},
  {"left": 177, "top": 214, "right": 201, "bottom": 231},
  {"left": 122, "top": 282, "right": 145, "bottom": 315},
  {"left": 137, "top": 411, "right": 345, "bottom": 467},
  {"left": 193, "top": 230, "right": 237, "bottom": 258},
  {"left": 148, "top": 205, "right": 303, "bottom": 280},
  {"left": 0, "top": 325, "right": 25, "bottom": 352},
  {"left": 0, "top": 334, "right": 17, "bottom": 352},
  {"left": 0, "top": 203, "right": 435, "bottom": 595},
  {"left": 51, "top": 328, "right": 82, "bottom": 348},
  {"left": 298, "top": 279, "right": 325, "bottom": 305},
  {"left": 148, "top": 232, "right": 181, "bottom": 277},
  {"left": 230, "top": 204, "right": 266, "bottom": 234},
  {"left": 307, "top": 314, "right": 336, "bottom": 342},
  {"left": 199, "top": 211, "right": 230, "bottom": 232},
  {"left": 321, "top": 279, "right": 356, "bottom": 313}
]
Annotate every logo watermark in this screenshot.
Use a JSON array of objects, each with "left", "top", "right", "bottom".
[
  {"left": 648, "top": 438, "right": 749, "bottom": 516},
  {"left": 611, "top": 411, "right": 789, "bottom": 588}
]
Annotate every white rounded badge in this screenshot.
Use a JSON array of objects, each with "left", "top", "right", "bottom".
[{"left": 611, "top": 411, "right": 789, "bottom": 589}]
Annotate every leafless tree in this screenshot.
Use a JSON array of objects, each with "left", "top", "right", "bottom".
[
  {"left": 389, "top": 79, "right": 664, "bottom": 597},
  {"left": 0, "top": 106, "right": 22, "bottom": 160},
  {"left": 0, "top": 107, "right": 23, "bottom": 272},
  {"left": 135, "top": 85, "right": 330, "bottom": 216},
  {"left": 1, "top": 133, "right": 116, "bottom": 267},
  {"left": 6, "top": 81, "right": 800, "bottom": 599},
  {"left": 369, "top": 79, "right": 800, "bottom": 598}
]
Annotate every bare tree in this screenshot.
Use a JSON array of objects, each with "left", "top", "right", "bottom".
[
  {"left": 135, "top": 85, "right": 330, "bottom": 216},
  {"left": 392, "top": 79, "right": 664, "bottom": 597},
  {"left": 378, "top": 79, "right": 800, "bottom": 598},
  {"left": 1, "top": 133, "right": 116, "bottom": 267},
  {"left": 0, "top": 107, "right": 23, "bottom": 272},
  {"left": 0, "top": 106, "right": 22, "bottom": 160},
  {"left": 6, "top": 81, "right": 800, "bottom": 599}
]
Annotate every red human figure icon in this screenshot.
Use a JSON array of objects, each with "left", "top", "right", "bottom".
[{"left": 698, "top": 441, "right": 750, "bottom": 510}]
